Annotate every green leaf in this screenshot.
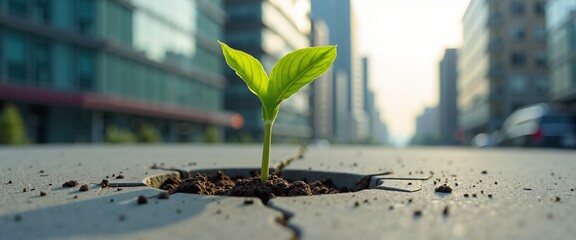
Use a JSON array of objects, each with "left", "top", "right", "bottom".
[
  {"left": 219, "top": 41, "right": 269, "bottom": 99},
  {"left": 266, "top": 46, "right": 337, "bottom": 116}
]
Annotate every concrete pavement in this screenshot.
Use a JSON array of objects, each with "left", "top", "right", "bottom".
[{"left": 1, "top": 144, "right": 575, "bottom": 239}]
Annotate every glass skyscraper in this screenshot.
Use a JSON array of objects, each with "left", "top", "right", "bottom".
[{"left": 0, "top": 0, "right": 238, "bottom": 143}]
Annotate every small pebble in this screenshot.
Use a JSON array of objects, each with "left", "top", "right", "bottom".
[
  {"left": 442, "top": 206, "right": 449, "bottom": 216},
  {"left": 555, "top": 196, "right": 561, "bottom": 202},
  {"left": 137, "top": 195, "right": 148, "bottom": 205},
  {"left": 413, "top": 210, "right": 422, "bottom": 217},
  {"left": 116, "top": 175, "right": 125, "bottom": 179},
  {"left": 79, "top": 185, "right": 89, "bottom": 192},
  {"left": 40, "top": 191, "right": 47, "bottom": 196},
  {"left": 8, "top": 180, "right": 13, "bottom": 184},
  {"left": 481, "top": 170, "right": 487, "bottom": 174},
  {"left": 463, "top": 193, "right": 469, "bottom": 198},
  {"left": 244, "top": 199, "right": 254, "bottom": 205}
]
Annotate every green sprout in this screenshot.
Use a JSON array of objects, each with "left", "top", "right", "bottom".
[{"left": 219, "top": 41, "right": 337, "bottom": 182}]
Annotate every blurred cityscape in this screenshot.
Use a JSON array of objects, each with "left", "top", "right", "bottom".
[{"left": 0, "top": 0, "right": 575, "bottom": 149}]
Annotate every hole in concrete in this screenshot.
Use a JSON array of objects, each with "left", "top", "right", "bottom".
[{"left": 144, "top": 168, "right": 369, "bottom": 203}]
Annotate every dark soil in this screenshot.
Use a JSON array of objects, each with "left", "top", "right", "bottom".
[
  {"left": 163, "top": 171, "right": 345, "bottom": 203},
  {"left": 434, "top": 184, "right": 453, "bottom": 193},
  {"left": 79, "top": 184, "right": 89, "bottom": 192},
  {"left": 62, "top": 180, "right": 78, "bottom": 188}
]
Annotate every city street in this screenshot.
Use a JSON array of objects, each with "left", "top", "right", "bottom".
[{"left": 0, "top": 145, "right": 574, "bottom": 239}]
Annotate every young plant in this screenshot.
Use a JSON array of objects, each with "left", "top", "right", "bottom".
[{"left": 219, "top": 41, "right": 337, "bottom": 182}]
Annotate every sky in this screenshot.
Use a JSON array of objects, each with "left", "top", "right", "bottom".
[{"left": 352, "top": 0, "right": 471, "bottom": 146}]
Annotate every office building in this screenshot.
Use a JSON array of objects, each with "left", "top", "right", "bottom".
[
  {"left": 459, "top": 0, "right": 547, "bottom": 142},
  {"left": 439, "top": 48, "right": 459, "bottom": 145},
  {"left": 309, "top": 19, "right": 333, "bottom": 141},
  {"left": 224, "top": 0, "right": 312, "bottom": 142},
  {"left": 547, "top": 0, "right": 576, "bottom": 108},
  {"left": 411, "top": 106, "right": 439, "bottom": 145},
  {"left": 0, "top": 0, "right": 237, "bottom": 143},
  {"left": 311, "top": 0, "right": 364, "bottom": 143}
]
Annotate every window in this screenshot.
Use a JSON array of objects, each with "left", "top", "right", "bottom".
[
  {"left": 8, "top": 0, "right": 28, "bottom": 17},
  {"left": 534, "top": 51, "right": 546, "bottom": 68},
  {"left": 76, "top": 48, "right": 95, "bottom": 91},
  {"left": 3, "top": 31, "right": 27, "bottom": 82},
  {"left": 509, "top": 26, "right": 526, "bottom": 41},
  {"left": 33, "top": 0, "right": 51, "bottom": 24},
  {"left": 510, "top": 1, "right": 524, "bottom": 15},
  {"left": 76, "top": 0, "right": 95, "bottom": 35},
  {"left": 510, "top": 52, "right": 526, "bottom": 67},
  {"left": 533, "top": 26, "right": 546, "bottom": 42},
  {"left": 534, "top": 2, "right": 545, "bottom": 16},
  {"left": 33, "top": 40, "right": 51, "bottom": 86}
]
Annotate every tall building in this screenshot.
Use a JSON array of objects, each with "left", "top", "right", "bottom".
[
  {"left": 362, "top": 57, "right": 388, "bottom": 145},
  {"left": 311, "top": 0, "right": 364, "bottom": 143},
  {"left": 439, "top": 48, "right": 459, "bottom": 145},
  {"left": 0, "top": 0, "right": 237, "bottom": 143},
  {"left": 224, "top": 0, "right": 312, "bottom": 142},
  {"left": 459, "top": 0, "right": 547, "bottom": 142},
  {"left": 309, "top": 19, "right": 333, "bottom": 141},
  {"left": 547, "top": 0, "right": 576, "bottom": 108},
  {"left": 411, "top": 106, "right": 439, "bottom": 145}
]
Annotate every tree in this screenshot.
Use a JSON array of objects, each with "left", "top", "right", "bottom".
[
  {"left": 136, "top": 123, "right": 161, "bottom": 143},
  {"left": 0, "top": 104, "right": 28, "bottom": 145}
]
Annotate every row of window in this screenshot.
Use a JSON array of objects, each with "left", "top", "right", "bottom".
[
  {"left": 508, "top": 25, "right": 546, "bottom": 42},
  {"left": 0, "top": 0, "right": 96, "bottom": 35},
  {"left": 0, "top": 29, "right": 95, "bottom": 91},
  {"left": 509, "top": 1, "right": 545, "bottom": 16},
  {"left": 509, "top": 50, "right": 547, "bottom": 68}
]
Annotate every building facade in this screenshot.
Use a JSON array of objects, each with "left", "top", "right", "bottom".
[
  {"left": 547, "top": 0, "right": 576, "bottom": 108},
  {"left": 309, "top": 19, "right": 333, "bottom": 141},
  {"left": 0, "top": 0, "right": 237, "bottom": 143},
  {"left": 411, "top": 106, "right": 439, "bottom": 145},
  {"left": 439, "top": 48, "right": 459, "bottom": 145},
  {"left": 311, "top": 0, "right": 364, "bottom": 143},
  {"left": 362, "top": 57, "right": 388, "bottom": 145},
  {"left": 459, "top": 0, "right": 547, "bottom": 142},
  {"left": 224, "top": 0, "right": 312, "bottom": 142}
]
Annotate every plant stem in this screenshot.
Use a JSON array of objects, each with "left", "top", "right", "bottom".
[{"left": 260, "top": 120, "right": 273, "bottom": 182}]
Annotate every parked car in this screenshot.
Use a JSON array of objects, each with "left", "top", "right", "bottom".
[{"left": 500, "top": 104, "right": 576, "bottom": 148}]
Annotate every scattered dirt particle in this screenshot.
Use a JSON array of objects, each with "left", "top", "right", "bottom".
[
  {"left": 408, "top": 182, "right": 412, "bottom": 185},
  {"left": 413, "top": 210, "right": 422, "bottom": 217},
  {"left": 116, "top": 175, "right": 124, "bottom": 179},
  {"left": 442, "top": 206, "right": 449, "bottom": 216},
  {"left": 523, "top": 188, "right": 532, "bottom": 191},
  {"left": 472, "top": 193, "right": 477, "bottom": 198},
  {"left": 117, "top": 188, "right": 123, "bottom": 191},
  {"left": 8, "top": 180, "right": 12, "bottom": 184},
  {"left": 48, "top": 183, "right": 52, "bottom": 186},
  {"left": 555, "top": 196, "right": 561, "bottom": 202},
  {"left": 455, "top": 183, "right": 459, "bottom": 186},
  {"left": 14, "top": 215, "right": 22, "bottom": 222},
  {"left": 488, "top": 194, "right": 493, "bottom": 198},
  {"left": 481, "top": 170, "right": 487, "bottom": 174},
  {"left": 112, "top": 174, "right": 115, "bottom": 177},
  {"left": 158, "top": 192, "right": 170, "bottom": 199},
  {"left": 481, "top": 190, "right": 484, "bottom": 194},
  {"left": 79, "top": 184, "right": 89, "bottom": 192},
  {"left": 30, "top": 188, "right": 35, "bottom": 191},
  {"left": 388, "top": 206, "right": 394, "bottom": 210},
  {"left": 571, "top": 189, "right": 574, "bottom": 192},
  {"left": 110, "top": 198, "right": 114, "bottom": 202},
  {"left": 40, "top": 191, "right": 47, "bottom": 196},
  {"left": 215, "top": 209, "right": 222, "bottom": 214},
  {"left": 494, "top": 181, "right": 498, "bottom": 185},
  {"left": 137, "top": 195, "right": 148, "bottom": 205},
  {"left": 435, "top": 184, "right": 453, "bottom": 193},
  {"left": 100, "top": 179, "right": 109, "bottom": 188},
  {"left": 363, "top": 199, "right": 369, "bottom": 203},
  {"left": 73, "top": 195, "right": 78, "bottom": 199},
  {"left": 39, "top": 170, "right": 45, "bottom": 173},
  {"left": 463, "top": 193, "right": 469, "bottom": 198},
  {"left": 354, "top": 201, "right": 360, "bottom": 207},
  {"left": 352, "top": 163, "right": 358, "bottom": 167},
  {"left": 22, "top": 188, "right": 27, "bottom": 192},
  {"left": 62, "top": 180, "right": 78, "bottom": 188},
  {"left": 407, "top": 198, "right": 413, "bottom": 203},
  {"left": 176, "top": 209, "right": 182, "bottom": 214}
]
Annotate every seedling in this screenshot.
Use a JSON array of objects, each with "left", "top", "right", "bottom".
[{"left": 219, "top": 41, "right": 337, "bottom": 182}]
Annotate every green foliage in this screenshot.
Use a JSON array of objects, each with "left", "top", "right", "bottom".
[
  {"left": 220, "top": 42, "right": 337, "bottom": 122},
  {"left": 0, "top": 104, "right": 28, "bottom": 145},
  {"left": 137, "top": 123, "right": 161, "bottom": 143},
  {"left": 105, "top": 126, "right": 136, "bottom": 144},
  {"left": 238, "top": 131, "right": 254, "bottom": 143},
  {"left": 204, "top": 126, "right": 218, "bottom": 143},
  {"left": 219, "top": 41, "right": 336, "bottom": 182}
]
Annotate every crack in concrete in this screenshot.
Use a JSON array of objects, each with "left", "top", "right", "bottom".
[
  {"left": 274, "top": 145, "right": 307, "bottom": 176},
  {"left": 269, "top": 203, "right": 300, "bottom": 240}
]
